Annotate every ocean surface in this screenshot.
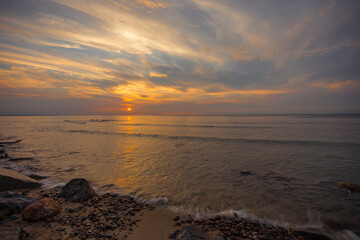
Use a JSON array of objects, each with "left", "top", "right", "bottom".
[{"left": 0, "top": 114, "right": 359, "bottom": 239}]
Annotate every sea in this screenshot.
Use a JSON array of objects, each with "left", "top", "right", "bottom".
[{"left": 0, "top": 114, "right": 359, "bottom": 239}]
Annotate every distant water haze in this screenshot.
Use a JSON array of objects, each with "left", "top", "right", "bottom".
[{"left": 0, "top": 115, "right": 359, "bottom": 238}]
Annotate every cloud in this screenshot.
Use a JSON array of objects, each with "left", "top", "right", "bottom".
[
  {"left": 310, "top": 80, "right": 358, "bottom": 91},
  {"left": 149, "top": 72, "right": 168, "bottom": 78},
  {"left": 0, "top": 0, "right": 359, "bottom": 114}
]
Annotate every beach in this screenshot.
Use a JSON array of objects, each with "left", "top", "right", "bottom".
[{"left": 0, "top": 169, "right": 331, "bottom": 240}]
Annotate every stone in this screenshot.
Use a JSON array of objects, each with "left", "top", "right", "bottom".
[
  {"left": 59, "top": 178, "right": 96, "bottom": 202},
  {"left": 337, "top": 182, "right": 360, "bottom": 191},
  {"left": 0, "top": 192, "right": 35, "bottom": 220},
  {"left": 0, "top": 167, "right": 41, "bottom": 191},
  {"left": 28, "top": 174, "right": 47, "bottom": 180},
  {"left": 0, "top": 140, "right": 21, "bottom": 145},
  {"left": 0, "top": 149, "right": 8, "bottom": 159},
  {"left": 0, "top": 226, "right": 21, "bottom": 240},
  {"left": 22, "top": 198, "right": 61, "bottom": 221}
]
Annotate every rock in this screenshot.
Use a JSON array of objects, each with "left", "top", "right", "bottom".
[
  {"left": 0, "top": 140, "right": 21, "bottom": 145},
  {"left": 169, "top": 225, "right": 211, "bottom": 239},
  {"left": 60, "top": 178, "right": 96, "bottom": 202},
  {"left": 28, "top": 174, "right": 47, "bottom": 180},
  {"left": 0, "top": 226, "right": 21, "bottom": 240},
  {"left": 0, "top": 149, "right": 8, "bottom": 159},
  {"left": 0, "top": 192, "right": 35, "bottom": 220},
  {"left": 337, "top": 182, "right": 360, "bottom": 191},
  {"left": 0, "top": 167, "right": 41, "bottom": 191},
  {"left": 239, "top": 171, "right": 253, "bottom": 176},
  {"left": 22, "top": 198, "right": 61, "bottom": 221}
]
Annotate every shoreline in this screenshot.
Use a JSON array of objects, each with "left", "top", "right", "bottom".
[
  {"left": 0, "top": 174, "right": 332, "bottom": 240},
  {"left": 0, "top": 142, "right": 355, "bottom": 240}
]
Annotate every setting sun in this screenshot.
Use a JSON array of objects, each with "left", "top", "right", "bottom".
[{"left": 127, "top": 107, "right": 132, "bottom": 111}]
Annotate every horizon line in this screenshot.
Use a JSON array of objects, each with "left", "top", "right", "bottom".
[{"left": 0, "top": 113, "right": 359, "bottom": 117}]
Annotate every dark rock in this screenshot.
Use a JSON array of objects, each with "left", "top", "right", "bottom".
[
  {"left": 22, "top": 198, "right": 61, "bottom": 221},
  {"left": 9, "top": 157, "right": 34, "bottom": 162},
  {"left": 0, "top": 149, "right": 8, "bottom": 159},
  {"left": 337, "top": 182, "right": 360, "bottom": 191},
  {"left": 0, "top": 167, "right": 41, "bottom": 191},
  {"left": 28, "top": 174, "right": 47, "bottom": 180},
  {"left": 169, "top": 225, "right": 211, "bottom": 239},
  {"left": 0, "top": 140, "right": 21, "bottom": 145},
  {"left": 0, "top": 226, "right": 21, "bottom": 240},
  {"left": 0, "top": 192, "right": 35, "bottom": 220},
  {"left": 59, "top": 178, "right": 96, "bottom": 202}
]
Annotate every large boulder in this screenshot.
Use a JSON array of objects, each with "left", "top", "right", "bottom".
[
  {"left": 22, "top": 198, "right": 61, "bottom": 221},
  {"left": 0, "top": 192, "right": 35, "bottom": 221},
  {"left": 59, "top": 178, "right": 96, "bottom": 202},
  {"left": 0, "top": 168, "right": 40, "bottom": 191}
]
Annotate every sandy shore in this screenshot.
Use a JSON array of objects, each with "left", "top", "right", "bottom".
[{"left": 0, "top": 185, "right": 332, "bottom": 240}]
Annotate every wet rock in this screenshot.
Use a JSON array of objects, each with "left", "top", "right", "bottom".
[
  {"left": 337, "top": 182, "right": 360, "bottom": 191},
  {"left": 169, "top": 225, "right": 211, "bottom": 239},
  {"left": 0, "top": 149, "right": 8, "bottom": 159},
  {"left": 239, "top": 171, "right": 254, "bottom": 176},
  {"left": 8, "top": 157, "right": 34, "bottom": 162},
  {"left": 0, "top": 140, "right": 21, "bottom": 145},
  {"left": 0, "top": 226, "right": 21, "bottom": 240},
  {"left": 28, "top": 174, "right": 47, "bottom": 180},
  {"left": 0, "top": 192, "right": 35, "bottom": 220},
  {"left": 22, "top": 198, "right": 61, "bottom": 221},
  {"left": 0, "top": 167, "right": 40, "bottom": 191},
  {"left": 60, "top": 178, "right": 96, "bottom": 202}
]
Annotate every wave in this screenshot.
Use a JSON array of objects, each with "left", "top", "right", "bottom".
[
  {"left": 64, "top": 129, "right": 360, "bottom": 148},
  {"left": 64, "top": 120, "right": 87, "bottom": 125},
  {"left": 89, "top": 119, "right": 124, "bottom": 122},
  {"left": 84, "top": 184, "right": 360, "bottom": 240},
  {"left": 115, "top": 123, "right": 273, "bottom": 129},
  {"left": 5, "top": 160, "right": 358, "bottom": 240}
]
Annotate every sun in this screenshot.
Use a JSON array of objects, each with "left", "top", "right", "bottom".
[{"left": 127, "top": 107, "right": 132, "bottom": 111}]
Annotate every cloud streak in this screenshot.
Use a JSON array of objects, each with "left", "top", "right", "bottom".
[{"left": 0, "top": 0, "right": 359, "bottom": 114}]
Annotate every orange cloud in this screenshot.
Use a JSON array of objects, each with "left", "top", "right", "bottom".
[
  {"left": 310, "top": 80, "right": 358, "bottom": 90},
  {"left": 149, "top": 72, "right": 168, "bottom": 78},
  {"left": 112, "top": 81, "right": 292, "bottom": 104}
]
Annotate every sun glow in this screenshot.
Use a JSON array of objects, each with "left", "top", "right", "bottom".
[{"left": 127, "top": 107, "right": 132, "bottom": 111}]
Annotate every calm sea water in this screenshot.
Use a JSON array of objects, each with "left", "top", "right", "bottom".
[{"left": 1, "top": 115, "right": 359, "bottom": 239}]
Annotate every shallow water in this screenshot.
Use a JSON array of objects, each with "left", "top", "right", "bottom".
[{"left": 0, "top": 115, "right": 359, "bottom": 238}]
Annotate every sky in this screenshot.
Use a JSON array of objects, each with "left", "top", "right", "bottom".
[{"left": 0, "top": 0, "right": 359, "bottom": 115}]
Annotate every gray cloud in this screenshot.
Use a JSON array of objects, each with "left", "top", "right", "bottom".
[{"left": 0, "top": 0, "right": 359, "bottom": 115}]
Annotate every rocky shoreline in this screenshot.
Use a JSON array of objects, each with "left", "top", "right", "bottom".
[{"left": 0, "top": 174, "right": 331, "bottom": 240}]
